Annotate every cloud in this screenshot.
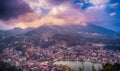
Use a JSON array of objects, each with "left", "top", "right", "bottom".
[
  {"left": 0, "top": 20, "right": 14, "bottom": 29},
  {"left": 11, "top": 7, "right": 89, "bottom": 29},
  {"left": 89, "top": 0, "right": 109, "bottom": 5},
  {"left": 3, "top": 0, "right": 90, "bottom": 29},
  {"left": 0, "top": 0, "right": 31, "bottom": 20},
  {"left": 47, "top": 0, "right": 72, "bottom": 5},
  {"left": 0, "top": 0, "right": 120, "bottom": 31}
]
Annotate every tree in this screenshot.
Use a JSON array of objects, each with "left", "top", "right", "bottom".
[
  {"left": 79, "top": 67, "right": 82, "bottom": 71},
  {"left": 81, "top": 62, "right": 84, "bottom": 71},
  {"left": 100, "top": 63, "right": 120, "bottom": 71},
  {"left": 92, "top": 64, "right": 96, "bottom": 71},
  {"left": 101, "top": 65, "right": 114, "bottom": 71},
  {"left": 0, "top": 61, "right": 21, "bottom": 71}
]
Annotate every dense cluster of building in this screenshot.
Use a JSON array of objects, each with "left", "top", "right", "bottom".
[
  {"left": 0, "top": 34, "right": 120, "bottom": 71},
  {"left": 1, "top": 41, "right": 120, "bottom": 71}
]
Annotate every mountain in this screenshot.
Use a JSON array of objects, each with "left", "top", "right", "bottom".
[
  {"left": 25, "top": 24, "right": 120, "bottom": 39},
  {"left": 0, "top": 24, "right": 119, "bottom": 39},
  {"left": 10, "top": 27, "right": 34, "bottom": 35},
  {"left": 97, "top": 23, "right": 120, "bottom": 33},
  {"left": 10, "top": 28, "right": 23, "bottom": 34},
  {"left": 0, "top": 30, "right": 13, "bottom": 36},
  {"left": 0, "top": 27, "right": 34, "bottom": 36}
]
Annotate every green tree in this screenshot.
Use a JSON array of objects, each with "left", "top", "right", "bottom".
[
  {"left": 81, "top": 62, "right": 84, "bottom": 71},
  {"left": 0, "top": 61, "right": 21, "bottom": 71},
  {"left": 92, "top": 64, "right": 96, "bottom": 71},
  {"left": 101, "top": 64, "right": 114, "bottom": 71},
  {"left": 79, "top": 67, "right": 82, "bottom": 71}
]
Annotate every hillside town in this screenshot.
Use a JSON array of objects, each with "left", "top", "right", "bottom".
[
  {"left": 0, "top": 33, "right": 120, "bottom": 71},
  {"left": 0, "top": 35, "right": 120, "bottom": 71}
]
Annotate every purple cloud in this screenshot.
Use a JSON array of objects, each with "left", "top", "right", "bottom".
[
  {"left": 0, "top": 0, "right": 32, "bottom": 20},
  {"left": 47, "top": 0, "right": 72, "bottom": 5}
]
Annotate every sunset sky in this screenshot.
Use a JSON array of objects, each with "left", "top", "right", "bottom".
[{"left": 0, "top": 0, "right": 120, "bottom": 32}]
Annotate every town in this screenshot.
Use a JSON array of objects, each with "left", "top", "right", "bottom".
[{"left": 0, "top": 34, "right": 120, "bottom": 71}]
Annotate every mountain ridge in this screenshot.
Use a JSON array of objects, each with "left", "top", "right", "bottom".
[
  {"left": 24, "top": 24, "right": 120, "bottom": 39},
  {"left": 0, "top": 24, "right": 119, "bottom": 39}
]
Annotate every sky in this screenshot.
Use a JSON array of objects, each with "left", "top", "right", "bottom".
[{"left": 0, "top": 0, "right": 120, "bottom": 33}]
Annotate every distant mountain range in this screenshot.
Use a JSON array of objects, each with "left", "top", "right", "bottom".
[
  {"left": 0, "top": 24, "right": 120, "bottom": 39},
  {"left": 0, "top": 27, "right": 34, "bottom": 36},
  {"left": 10, "top": 27, "right": 34, "bottom": 34},
  {"left": 25, "top": 24, "right": 120, "bottom": 39}
]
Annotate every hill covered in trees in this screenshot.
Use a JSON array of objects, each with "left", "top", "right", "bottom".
[{"left": 0, "top": 60, "right": 21, "bottom": 71}]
